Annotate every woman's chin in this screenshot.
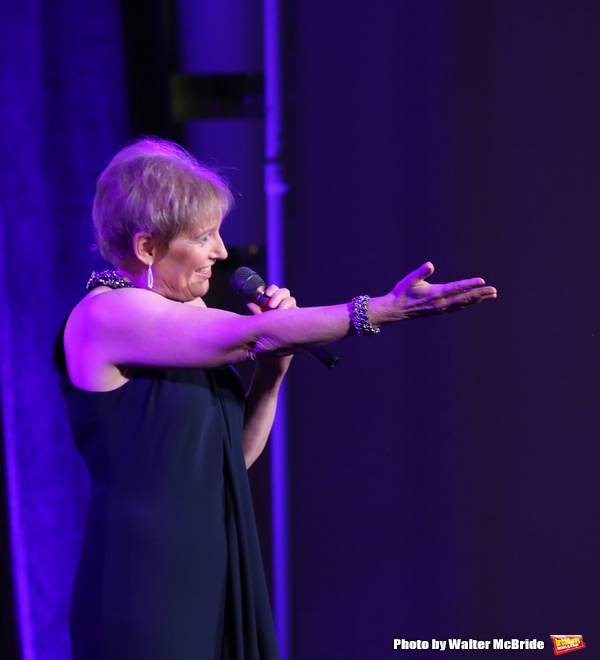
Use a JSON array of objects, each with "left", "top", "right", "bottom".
[{"left": 191, "top": 281, "right": 210, "bottom": 299}]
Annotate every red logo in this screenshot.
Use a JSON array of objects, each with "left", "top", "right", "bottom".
[{"left": 551, "top": 635, "right": 586, "bottom": 655}]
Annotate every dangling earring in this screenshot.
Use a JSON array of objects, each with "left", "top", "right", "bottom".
[{"left": 147, "top": 262, "right": 154, "bottom": 289}]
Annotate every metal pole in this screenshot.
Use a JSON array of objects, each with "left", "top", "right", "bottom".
[{"left": 264, "top": 0, "right": 290, "bottom": 656}]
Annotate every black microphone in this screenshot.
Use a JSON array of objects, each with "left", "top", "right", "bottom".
[{"left": 230, "top": 267, "right": 339, "bottom": 369}]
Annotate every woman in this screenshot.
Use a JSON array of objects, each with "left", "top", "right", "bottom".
[{"left": 54, "top": 137, "right": 496, "bottom": 660}]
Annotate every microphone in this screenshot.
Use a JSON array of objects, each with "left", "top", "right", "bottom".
[{"left": 230, "top": 267, "right": 339, "bottom": 369}]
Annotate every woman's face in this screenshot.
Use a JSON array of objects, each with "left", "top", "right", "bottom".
[{"left": 153, "top": 216, "right": 228, "bottom": 302}]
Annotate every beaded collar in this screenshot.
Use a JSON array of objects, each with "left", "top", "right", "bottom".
[{"left": 86, "top": 270, "right": 135, "bottom": 292}]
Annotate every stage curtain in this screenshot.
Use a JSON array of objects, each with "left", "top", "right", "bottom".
[{"left": 0, "top": 2, "right": 128, "bottom": 658}]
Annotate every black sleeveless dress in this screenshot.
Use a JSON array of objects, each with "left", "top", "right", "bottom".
[{"left": 54, "top": 319, "right": 280, "bottom": 660}]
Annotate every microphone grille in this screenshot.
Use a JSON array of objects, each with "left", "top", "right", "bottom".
[{"left": 230, "top": 267, "right": 266, "bottom": 299}]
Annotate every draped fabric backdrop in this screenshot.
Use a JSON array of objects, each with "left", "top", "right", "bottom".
[
  {"left": 1, "top": 1, "right": 599, "bottom": 659},
  {"left": 0, "top": 2, "right": 128, "bottom": 658}
]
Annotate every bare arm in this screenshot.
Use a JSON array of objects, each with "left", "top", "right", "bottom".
[
  {"left": 65, "top": 261, "right": 497, "bottom": 387},
  {"left": 239, "top": 260, "right": 500, "bottom": 468},
  {"left": 242, "top": 354, "right": 292, "bottom": 468},
  {"left": 240, "top": 285, "right": 295, "bottom": 468}
]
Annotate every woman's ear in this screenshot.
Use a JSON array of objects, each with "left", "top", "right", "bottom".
[{"left": 132, "top": 232, "right": 156, "bottom": 265}]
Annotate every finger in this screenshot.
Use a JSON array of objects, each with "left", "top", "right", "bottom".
[
  {"left": 464, "top": 285, "right": 497, "bottom": 299},
  {"left": 266, "top": 287, "right": 291, "bottom": 309},
  {"left": 277, "top": 296, "right": 297, "bottom": 310},
  {"left": 247, "top": 302, "right": 262, "bottom": 315},
  {"left": 404, "top": 261, "right": 434, "bottom": 286},
  {"left": 417, "top": 261, "right": 434, "bottom": 279},
  {"left": 443, "top": 287, "right": 497, "bottom": 310},
  {"left": 264, "top": 284, "right": 280, "bottom": 297},
  {"left": 479, "top": 285, "right": 497, "bottom": 296},
  {"left": 442, "top": 277, "right": 486, "bottom": 296}
]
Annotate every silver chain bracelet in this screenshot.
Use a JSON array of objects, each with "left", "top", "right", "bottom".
[{"left": 351, "top": 295, "right": 381, "bottom": 335}]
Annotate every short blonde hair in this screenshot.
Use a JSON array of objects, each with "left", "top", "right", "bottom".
[{"left": 93, "top": 137, "right": 234, "bottom": 267}]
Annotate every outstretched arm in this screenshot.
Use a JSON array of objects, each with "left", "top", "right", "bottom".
[
  {"left": 240, "top": 261, "right": 497, "bottom": 467},
  {"left": 66, "top": 261, "right": 497, "bottom": 381}
]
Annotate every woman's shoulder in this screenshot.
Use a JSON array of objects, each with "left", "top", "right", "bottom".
[
  {"left": 64, "top": 281, "right": 252, "bottom": 380},
  {"left": 66, "top": 286, "right": 177, "bottom": 345},
  {"left": 63, "top": 287, "right": 143, "bottom": 392}
]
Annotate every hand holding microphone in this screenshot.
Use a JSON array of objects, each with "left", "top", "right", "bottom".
[
  {"left": 231, "top": 267, "right": 296, "bottom": 313},
  {"left": 231, "top": 267, "right": 339, "bottom": 369}
]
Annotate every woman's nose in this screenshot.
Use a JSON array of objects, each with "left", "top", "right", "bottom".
[{"left": 214, "top": 232, "right": 228, "bottom": 260}]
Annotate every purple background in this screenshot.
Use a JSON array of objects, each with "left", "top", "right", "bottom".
[
  {"left": 285, "top": 2, "right": 600, "bottom": 658},
  {"left": 1, "top": 1, "right": 599, "bottom": 659}
]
